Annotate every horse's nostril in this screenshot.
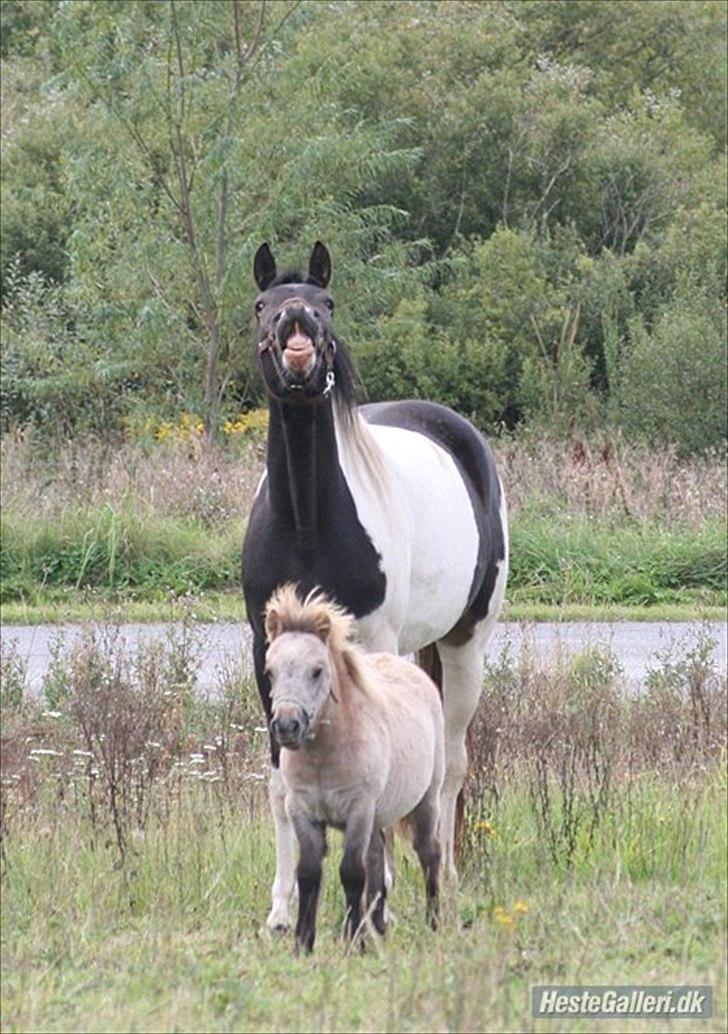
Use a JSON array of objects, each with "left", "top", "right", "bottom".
[
  {"left": 273, "top": 312, "right": 282, "bottom": 324},
  {"left": 289, "top": 719, "right": 300, "bottom": 735}
]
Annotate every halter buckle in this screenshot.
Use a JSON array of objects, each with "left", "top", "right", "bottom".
[{"left": 322, "top": 370, "right": 336, "bottom": 398}]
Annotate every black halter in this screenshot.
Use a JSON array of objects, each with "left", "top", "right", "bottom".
[{"left": 258, "top": 298, "right": 338, "bottom": 396}]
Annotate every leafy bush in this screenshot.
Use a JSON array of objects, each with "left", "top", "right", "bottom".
[
  {"left": 0, "top": 0, "right": 725, "bottom": 451},
  {"left": 614, "top": 298, "right": 727, "bottom": 454}
]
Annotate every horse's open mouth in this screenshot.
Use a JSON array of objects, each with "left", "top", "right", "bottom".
[{"left": 282, "top": 328, "right": 316, "bottom": 378}]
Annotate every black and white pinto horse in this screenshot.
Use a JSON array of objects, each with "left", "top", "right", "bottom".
[{"left": 243, "top": 242, "right": 508, "bottom": 932}]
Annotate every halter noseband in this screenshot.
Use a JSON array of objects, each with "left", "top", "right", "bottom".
[{"left": 257, "top": 299, "right": 337, "bottom": 397}]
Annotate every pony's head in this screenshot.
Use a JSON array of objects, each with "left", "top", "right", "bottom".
[
  {"left": 264, "top": 583, "right": 359, "bottom": 749},
  {"left": 252, "top": 241, "right": 357, "bottom": 407}
]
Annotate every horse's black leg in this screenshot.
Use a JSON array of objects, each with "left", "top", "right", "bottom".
[
  {"left": 254, "top": 632, "right": 298, "bottom": 932},
  {"left": 340, "top": 807, "right": 374, "bottom": 944},
  {"left": 290, "top": 813, "right": 326, "bottom": 954},
  {"left": 410, "top": 796, "right": 441, "bottom": 930},
  {"left": 252, "top": 634, "right": 278, "bottom": 767},
  {"left": 365, "top": 827, "right": 387, "bottom": 936}
]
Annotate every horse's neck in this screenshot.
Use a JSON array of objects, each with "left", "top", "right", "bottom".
[{"left": 266, "top": 399, "right": 343, "bottom": 553}]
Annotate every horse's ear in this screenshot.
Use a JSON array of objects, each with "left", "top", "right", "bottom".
[
  {"left": 265, "top": 603, "right": 283, "bottom": 643},
  {"left": 254, "top": 242, "right": 277, "bottom": 291},
  {"left": 308, "top": 241, "right": 331, "bottom": 288}
]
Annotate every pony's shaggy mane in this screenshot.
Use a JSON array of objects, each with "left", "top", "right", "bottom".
[{"left": 265, "top": 583, "right": 369, "bottom": 692}]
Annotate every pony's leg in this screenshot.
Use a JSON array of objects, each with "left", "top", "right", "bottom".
[
  {"left": 409, "top": 789, "right": 442, "bottom": 930},
  {"left": 267, "top": 768, "right": 298, "bottom": 932},
  {"left": 289, "top": 809, "right": 326, "bottom": 954},
  {"left": 437, "top": 636, "right": 485, "bottom": 879},
  {"left": 340, "top": 804, "right": 375, "bottom": 943},
  {"left": 359, "top": 624, "right": 401, "bottom": 926},
  {"left": 365, "top": 827, "right": 387, "bottom": 935}
]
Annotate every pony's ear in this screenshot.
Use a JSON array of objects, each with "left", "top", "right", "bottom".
[
  {"left": 254, "top": 242, "right": 277, "bottom": 291},
  {"left": 312, "top": 610, "right": 332, "bottom": 643},
  {"left": 308, "top": 241, "right": 331, "bottom": 288},
  {"left": 265, "top": 603, "right": 283, "bottom": 643}
]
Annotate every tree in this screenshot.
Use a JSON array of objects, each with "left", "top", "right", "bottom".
[{"left": 64, "top": 0, "right": 303, "bottom": 441}]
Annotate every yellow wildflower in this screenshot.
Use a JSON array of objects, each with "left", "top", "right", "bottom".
[
  {"left": 494, "top": 907, "right": 514, "bottom": 928},
  {"left": 513, "top": 900, "right": 528, "bottom": 915},
  {"left": 474, "top": 820, "right": 496, "bottom": 836}
]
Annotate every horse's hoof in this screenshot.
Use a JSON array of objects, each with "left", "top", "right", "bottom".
[{"left": 261, "top": 920, "right": 290, "bottom": 938}]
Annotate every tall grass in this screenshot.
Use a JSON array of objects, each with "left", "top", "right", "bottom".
[
  {"left": 1, "top": 628, "right": 726, "bottom": 1032},
  {"left": 2, "top": 432, "right": 725, "bottom": 608}
]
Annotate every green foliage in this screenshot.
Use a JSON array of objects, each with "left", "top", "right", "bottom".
[
  {"left": 2, "top": 504, "right": 724, "bottom": 609},
  {"left": 616, "top": 298, "right": 728, "bottom": 455},
  {"left": 0, "top": 0, "right": 725, "bottom": 450},
  {"left": 0, "top": 507, "right": 243, "bottom": 602},
  {"left": 509, "top": 516, "right": 727, "bottom": 607}
]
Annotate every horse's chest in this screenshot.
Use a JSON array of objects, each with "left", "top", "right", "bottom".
[{"left": 243, "top": 493, "right": 386, "bottom": 627}]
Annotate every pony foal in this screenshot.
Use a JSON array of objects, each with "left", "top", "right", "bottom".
[{"left": 265, "top": 584, "right": 444, "bottom": 953}]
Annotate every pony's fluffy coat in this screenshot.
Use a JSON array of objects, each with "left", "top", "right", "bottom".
[{"left": 264, "top": 584, "right": 444, "bottom": 951}]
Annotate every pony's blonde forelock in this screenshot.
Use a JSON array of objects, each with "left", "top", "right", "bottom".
[
  {"left": 265, "top": 583, "right": 368, "bottom": 692},
  {"left": 265, "top": 583, "right": 356, "bottom": 650}
]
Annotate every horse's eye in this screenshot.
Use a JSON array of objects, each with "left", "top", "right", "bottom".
[
  {"left": 325, "top": 298, "right": 334, "bottom": 312},
  {"left": 255, "top": 300, "right": 265, "bottom": 316},
  {"left": 311, "top": 665, "right": 323, "bottom": 679}
]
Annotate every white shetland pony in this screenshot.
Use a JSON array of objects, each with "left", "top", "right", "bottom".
[
  {"left": 243, "top": 242, "right": 509, "bottom": 932},
  {"left": 264, "top": 584, "right": 444, "bottom": 953}
]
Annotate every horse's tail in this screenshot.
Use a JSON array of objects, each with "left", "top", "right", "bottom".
[{"left": 417, "top": 643, "right": 443, "bottom": 700}]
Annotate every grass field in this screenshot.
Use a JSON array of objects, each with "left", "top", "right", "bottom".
[
  {"left": 3, "top": 593, "right": 725, "bottom": 626},
  {"left": 1, "top": 627, "right": 726, "bottom": 1033},
  {"left": 1, "top": 433, "right": 726, "bottom": 619}
]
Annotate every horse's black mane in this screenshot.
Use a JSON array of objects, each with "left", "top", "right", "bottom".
[
  {"left": 331, "top": 334, "right": 360, "bottom": 415},
  {"left": 270, "top": 269, "right": 325, "bottom": 288}
]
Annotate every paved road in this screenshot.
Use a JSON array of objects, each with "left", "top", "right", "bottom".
[{"left": 2, "top": 620, "right": 725, "bottom": 697}]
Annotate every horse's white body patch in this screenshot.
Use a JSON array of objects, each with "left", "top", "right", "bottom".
[{"left": 336, "top": 421, "right": 480, "bottom": 654}]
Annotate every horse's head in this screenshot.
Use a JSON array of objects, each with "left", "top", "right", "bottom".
[{"left": 252, "top": 241, "right": 339, "bottom": 402}]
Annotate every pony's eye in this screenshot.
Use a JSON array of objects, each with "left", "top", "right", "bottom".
[
  {"left": 311, "top": 665, "right": 323, "bottom": 679},
  {"left": 325, "top": 298, "right": 334, "bottom": 312},
  {"left": 255, "top": 299, "right": 265, "bottom": 316}
]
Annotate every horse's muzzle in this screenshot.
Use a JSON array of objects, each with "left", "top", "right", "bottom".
[{"left": 276, "top": 306, "right": 320, "bottom": 379}]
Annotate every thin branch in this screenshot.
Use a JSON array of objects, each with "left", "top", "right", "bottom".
[
  {"left": 240, "top": 0, "right": 301, "bottom": 85},
  {"left": 169, "top": 0, "right": 187, "bottom": 128},
  {"left": 240, "top": 0, "right": 267, "bottom": 68}
]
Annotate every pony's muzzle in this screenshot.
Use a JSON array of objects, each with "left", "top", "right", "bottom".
[{"left": 270, "top": 707, "right": 309, "bottom": 750}]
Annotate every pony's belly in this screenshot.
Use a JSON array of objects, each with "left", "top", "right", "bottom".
[
  {"left": 359, "top": 425, "right": 481, "bottom": 653},
  {"left": 375, "top": 776, "right": 432, "bottom": 828}
]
